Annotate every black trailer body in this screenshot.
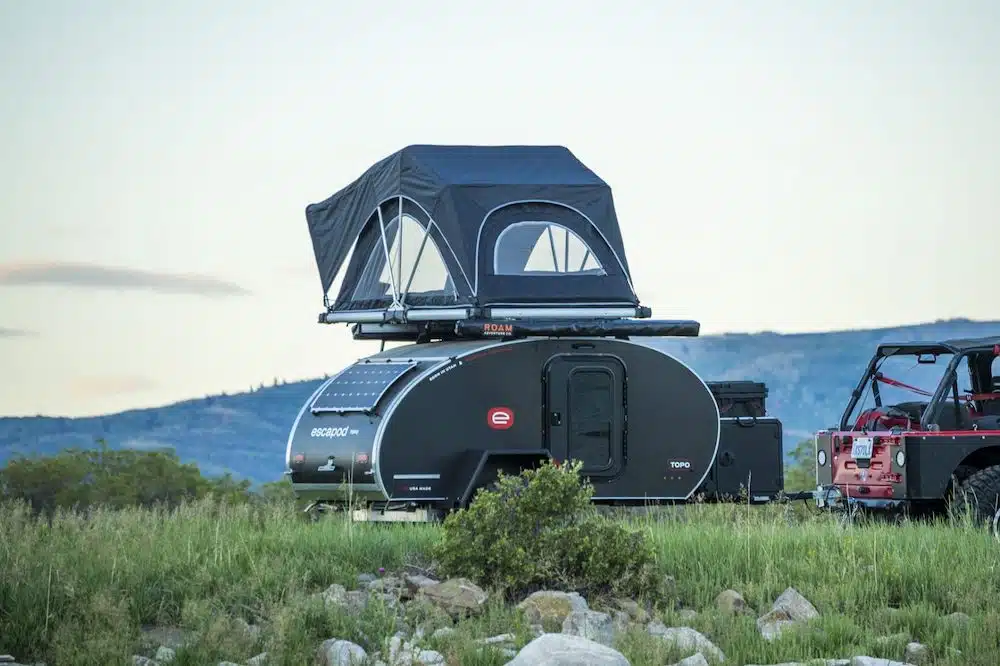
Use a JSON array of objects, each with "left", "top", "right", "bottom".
[{"left": 286, "top": 336, "right": 735, "bottom": 510}]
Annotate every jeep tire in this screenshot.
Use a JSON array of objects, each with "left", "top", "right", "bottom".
[{"left": 951, "top": 464, "right": 1000, "bottom": 532}]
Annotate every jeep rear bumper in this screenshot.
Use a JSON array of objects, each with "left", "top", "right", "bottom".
[{"left": 813, "top": 484, "right": 907, "bottom": 512}]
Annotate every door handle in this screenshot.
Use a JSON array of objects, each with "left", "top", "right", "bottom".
[{"left": 550, "top": 411, "right": 562, "bottom": 426}]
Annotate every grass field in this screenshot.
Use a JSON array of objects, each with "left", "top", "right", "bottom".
[{"left": 2, "top": 497, "right": 999, "bottom": 666}]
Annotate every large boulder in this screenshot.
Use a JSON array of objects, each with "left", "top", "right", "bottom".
[
  {"left": 517, "top": 591, "right": 589, "bottom": 632},
  {"left": 416, "top": 577, "right": 488, "bottom": 618},
  {"left": 646, "top": 622, "right": 726, "bottom": 662},
  {"left": 317, "top": 639, "right": 367, "bottom": 666},
  {"left": 561, "top": 610, "right": 615, "bottom": 647},
  {"left": 503, "top": 633, "right": 631, "bottom": 666}
]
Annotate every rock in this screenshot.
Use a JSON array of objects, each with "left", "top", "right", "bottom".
[
  {"left": 247, "top": 653, "right": 268, "bottom": 666},
  {"left": 716, "top": 589, "right": 749, "bottom": 616},
  {"left": 676, "top": 609, "right": 699, "bottom": 623},
  {"left": 903, "top": 643, "right": 928, "bottom": 664},
  {"left": 943, "top": 611, "right": 970, "bottom": 626},
  {"left": 416, "top": 577, "right": 488, "bottom": 618},
  {"left": 771, "top": 587, "right": 819, "bottom": 622},
  {"left": 322, "top": 583, "right": 348, "bottom": 604},
  {"left": 404, "top": 574, "right": 439, "bottom": 597},
  {"left": 477, "top": 634, "right": 517, "bottom": 647},
  {"left": 386, "top": 635, "right": 446, "bottom": 665},
  {"left": 318, "top": 639, "right": 367, "bottom": 666},
  {"left": 756, "top": 609, "right": 796, "bottom": 641},
  {"left": 646, "top": 622, "right": 726, "bottom": 662},
  {"left": 562, "top": 610, "right": 615, "bottom": 647},
  {"left": 756, "top": 587, "right": 819, "bottom": 641},
  {"left": 613, "top": 598, "right": 649, "bottom": 623},
  {"left": 139, "top": 626, "right": 195, "bottom": 651},
  {"left": 503, "top": 633, "right": 631, "bottom": 665},
  {"left": 431, "top": 627, "right": 456, "bottom": 639},
  {"left": 671, "top": 655, "right": 710, "bottom": 666},
  {"left": 405, "top": 597, "right": 455, "bottom": 632},
  {"left": 218, "top": 663, "right": 242, "bottom": 666},
  {"left": 851, "top": 658, "right": 917, "bottom": 666},
  {"left": 357, "top": 573, "right": 377, "bottom": 586},
  {"left": 131, "top": 658, "right": 156, "bottom": 666},
  {"left": 153, "top": 646, "right": 176, "bottom": 663},
  {"left": 416, "top": 650, "right": 446, "bottom": 665},
  {"left": 612, "top": 610, "right": 631, "bottom": 635},
  {"left": 370, "top": 575, "right": 406, "bottom": 595},
  {"left": 530, "top": 624, "right": 546, "bottom": 638},
  {"left": 517, "top": 591, "right": 589, "bottom": 631}
]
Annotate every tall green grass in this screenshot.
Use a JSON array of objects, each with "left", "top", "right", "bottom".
[{"left": 2, "top": 498, "right": 998, "bottom": 665}]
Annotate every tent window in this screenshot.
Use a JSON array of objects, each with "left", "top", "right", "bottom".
[
  {"left": 494, "top": 221, "right": 606, "bottom": 276},
  {"left": 352, "top": 214, "right": 457, "bottom": 303}
]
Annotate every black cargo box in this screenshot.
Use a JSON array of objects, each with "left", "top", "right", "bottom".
[
  {"left": 699, "top": 416, "right": 784, "bottom": 502},
  {"left": 707, "top": 381, "right": 768, "bottom": 417}
]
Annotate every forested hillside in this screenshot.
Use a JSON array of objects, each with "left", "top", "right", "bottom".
[{"left": 2, "top": 318, "right": 996, "bottom": 485}]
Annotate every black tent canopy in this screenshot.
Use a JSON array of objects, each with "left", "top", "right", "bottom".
[{"left": 305, "top": 145, "right": 643, "bottom": 324}]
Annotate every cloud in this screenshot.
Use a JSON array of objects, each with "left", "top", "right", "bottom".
[
  {"left": 0, "top": 327, "right": 37, "bottom": 338},
  {"left": 70, "top": 375, "right": 157, "bottom": 397},
  {"left": 0, "top": 261, "right": 250, "bottom": 297}
]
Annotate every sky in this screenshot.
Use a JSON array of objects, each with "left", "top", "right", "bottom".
[{"left": 1, "top": 0, "right": 997, "bottom": 418}]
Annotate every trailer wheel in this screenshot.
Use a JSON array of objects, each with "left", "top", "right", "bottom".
[{"left": 950, "top": 464, "right": 1000, "bottom": 534}]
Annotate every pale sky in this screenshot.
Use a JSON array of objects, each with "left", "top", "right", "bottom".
[{"left": 1, "top": 0, "right": 997, "bottom": 418}]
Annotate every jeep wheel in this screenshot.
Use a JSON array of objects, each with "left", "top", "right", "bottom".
[{"left": 951, "top": 464, "right": 1000, "bottom": 533}]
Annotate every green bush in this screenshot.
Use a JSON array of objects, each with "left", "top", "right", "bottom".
[
  {"left": 0, "top": 442, "right": 266, "bottom": 514},
  {"left": 431, "top": 459, "right": 668, "bottom": 602}
]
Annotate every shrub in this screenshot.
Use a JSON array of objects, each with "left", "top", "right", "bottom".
[
  {"left": 431, "top": 459, "right": 668, "bottom": 602},
  {"left": 0, "top": 442, "right": 261, "bottom": 514}
]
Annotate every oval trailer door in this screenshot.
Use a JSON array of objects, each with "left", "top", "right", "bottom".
[{"left": 545, "top": 355, "right": 626, "bottom": 480}]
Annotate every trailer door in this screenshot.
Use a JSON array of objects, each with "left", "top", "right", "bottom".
[{"left": 545, "top": 355, "right": 626, "bottom": 479}]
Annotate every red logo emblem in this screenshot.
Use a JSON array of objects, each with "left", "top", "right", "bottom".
[{"left": 487, "top": 407, "right": 514, "bottom": 430}]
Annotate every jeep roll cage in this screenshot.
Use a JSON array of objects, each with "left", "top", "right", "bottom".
[{"left": 838, "top": 336, "right": 1000, "bottom": 432}]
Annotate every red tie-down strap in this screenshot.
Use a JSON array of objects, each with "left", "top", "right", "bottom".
[
  {"left": 876, "top": 373, "right": 1000, "bottom": 402},
  {"left": 874, "top": 373, "right": 934, "bottom": 397},
  {"left": 965, "top": 392, "right": 1000, "bottom": 402}
]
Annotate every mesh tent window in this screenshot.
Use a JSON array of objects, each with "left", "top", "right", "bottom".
[
  {"left": 494, "top": 220, "right": 606, "bottom": 276},
  {"left": 351, "top": 212, "right": 458, "bottom": 304}
]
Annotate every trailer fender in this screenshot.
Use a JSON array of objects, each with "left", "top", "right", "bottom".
[{"left": 458, "top": 449, "right": 553, "bottom": 507}]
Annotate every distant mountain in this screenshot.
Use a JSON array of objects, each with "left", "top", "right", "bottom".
[{"left": 1, "top": 318, "right": 996, "bottom": 486}]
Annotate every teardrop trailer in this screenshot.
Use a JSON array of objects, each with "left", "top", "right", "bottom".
[
  {"left": 814, "top": 336, "right": 1000, "bottom": 528},
  {"left": 285, "top": 145, "right": 788, "bottom": 521}
]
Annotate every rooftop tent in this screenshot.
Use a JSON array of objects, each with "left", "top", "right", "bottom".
[{"left": 305, "top": 145, "right": 641, "bottom": 324}]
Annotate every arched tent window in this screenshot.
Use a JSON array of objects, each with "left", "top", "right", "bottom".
[
  {"left": 494, "top": 221, "right": 606, "bottom": 276},
  {"left": 476, "top": 200, "right": 637, "bottom": 307},
  {"left": 351, "top": 214, "right": 458, "bottom": 304}
]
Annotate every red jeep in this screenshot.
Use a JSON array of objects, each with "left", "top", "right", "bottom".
[{"left": 814, "top": 336, "right": 1000, "bottom": 528}]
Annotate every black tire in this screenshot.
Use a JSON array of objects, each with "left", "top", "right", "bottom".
[{"left": 951, "top": 465, "right": 1000, "bottom": 531}]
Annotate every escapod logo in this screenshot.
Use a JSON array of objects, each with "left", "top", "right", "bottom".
[{"left": 487, "top": 407, "right": 515, "bottom": 430}]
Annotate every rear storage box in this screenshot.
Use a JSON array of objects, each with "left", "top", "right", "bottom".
[
  {"left": 707, "top": 381, "right": 768, "bottom": 418},
  {"left": 700, "top": 416, "right": 784, "bottom": 501}
]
